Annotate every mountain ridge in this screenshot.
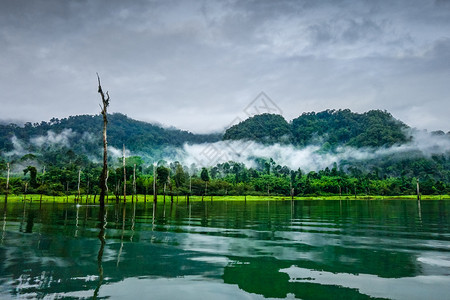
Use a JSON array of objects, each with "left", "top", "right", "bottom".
[{"left": 1, "top": 109, "right": 449, "bottom": 159}]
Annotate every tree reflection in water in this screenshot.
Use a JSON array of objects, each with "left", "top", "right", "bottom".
[{"left": 93, "top": 207, "right": 107, "bottom": 299}]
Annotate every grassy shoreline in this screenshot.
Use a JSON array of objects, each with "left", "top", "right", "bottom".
[{"left": 1, "top": 194, "right": 449, "bottom": 204}]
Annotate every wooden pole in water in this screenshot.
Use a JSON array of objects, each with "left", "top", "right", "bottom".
[
  {"left": 153, "top": 163, "right": 157, "bottom": 203},
  {"left": 5, "top": 162, "right": 10, "bottom": 203},
  {"left": 77, "top": 169, "right": 81, "bottom": 202},
  {"left": 24, "top": 182, "right": 28, "bottom": 201},
  {"left": 116, "top": 180, "right": 120, "bottom": 203},
  {"left": 132, "top": 164, "right": 136, "bottom": 203},
  {"left": 123, "top": 144, "right": 126, "bottom": 203},
  {"left": 105, "top": 170, "right": 109, "bottom": 203},
  {"left": 42, "top": 166, "right": 46, "bottom": 184},
  {"left": 97, "top": 73, "right": 109, "bottom": 208},
  {"left": 40, "top": 165, "right": 45, "bottom": 203},
  {"left": 187, "top": 175, "right": 191, "bottom": 203},
  {"left": 86, "top": 177, "right": 89, "bottom": 204},
  {"left": 133, "top": 164, "right": 137, "bottom": 202},
  {"left": 416, "top": 178, "right": 421, "bottom": 201}
]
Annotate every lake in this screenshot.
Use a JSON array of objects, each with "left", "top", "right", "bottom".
[{"left": 0, "top": 199, "right": 449, "bottom": 299}]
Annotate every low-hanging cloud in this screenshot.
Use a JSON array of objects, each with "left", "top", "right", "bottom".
[
  {"left": 179, "top": 130, "right": 450, "bottom": 172},
  {"left": 4, "top": 136, "right": 27, "bottom": 157},
  {"left": 30, "top": 129, "right": 76, "bottom": 148}
]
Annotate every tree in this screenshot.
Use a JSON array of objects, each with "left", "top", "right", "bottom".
[
  {"left": 173, "top": 163, "right": 186, "bottom": 189},
  {"left": 23, "top": 166, "right": 38, "bottom": 188},
  {"left": 156, "top": 166, "right": 169, "bottom": 188},
  {"left": 97, "top": 73, "right": 110, "bottom": 208},
  {"left": 201, "top": 168, "right": 210, "bottom": 182}
]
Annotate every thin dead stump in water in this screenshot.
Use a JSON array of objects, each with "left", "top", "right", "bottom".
[
  {"left": 153, "top": 164, "right": 157, "bottom": 203},
  {"left": 77, "top": 169, "right": 81, "bottom": 203},
  {"left": 132, "top": 164, "right": 136, "bottom": 203},
  {"left": 105, "top": 170, "right": 109, "bottom": 203},
  {"left": 97, "top": 73, "right": 110, "bottom": 208},
  {"left": 123, "top": 144, "right": 126, "bottom": 203},
  {"left": 417, "top": 178, "right": 421, "bottom": 201},
  {"left": 5, "top": 162, "right": 10, "bottom": 203},
  {"left": 163, "top": 183, "right": 166, "bottom": 204}
]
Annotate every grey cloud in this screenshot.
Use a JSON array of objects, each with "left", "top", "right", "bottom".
[{"left": 0, "top": 0, "right": 449, "bottom": 133}]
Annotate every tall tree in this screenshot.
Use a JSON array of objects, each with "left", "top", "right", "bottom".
[{"left": 97, "top": 73, "right": 110, "bottom": 208}]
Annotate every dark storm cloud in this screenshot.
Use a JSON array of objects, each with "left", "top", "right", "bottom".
[{"left": 0, "top": 0, "right": 449, "bottom": 133}]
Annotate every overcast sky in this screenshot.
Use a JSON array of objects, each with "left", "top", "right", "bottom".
[{"left": 1, "top": 0, "right": 449, "bottom": 133}]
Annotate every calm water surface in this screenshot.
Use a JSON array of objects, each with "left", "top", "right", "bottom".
[{"left": 0, "top": 199, "right": 449, "bottom": 299}]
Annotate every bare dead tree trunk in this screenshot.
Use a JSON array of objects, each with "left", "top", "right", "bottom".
[
  {"left": 105, "top": 170, "right": 109, "bottom": 203},
  {"left": 115, "top": 180, "right": 120, "bottom": 203},
  {"left": 77, "top": 169, "right": 81, "bottom": 202},
  {"left": 290, "top": 181, "right": 293, "bottom": 200},
  {"left": 132, "top": 164, "right": 136, "bottom": 203},
  {"left": 41, "top": 166, "right": 45, "bottom": 184},
  {"left": 97, "top": 73, "right": 110, "bottom": 208},
  {"left": 123, "top": 144, "right": 126, "bottom": 203},
  {"left": 86, "top": 177, "right": 90, "bottom": 203},
  {"left": 153, "top": 164, "right": 157, "bottom": 203},
  {"left": 24, "top": 182, "right": 28, "bottom": 201},
  {"left": 417, "top": 178, "right": 421, "bottom": 201},
  {"left": 5, "top": 162, "right": 10, "bottom": 203},
  {"left": 40, "top": 165, "right": 45, "bottom": 202}
]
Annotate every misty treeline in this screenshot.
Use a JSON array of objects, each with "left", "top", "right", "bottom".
[
  {"left": 0, "top": 113, "right": 220, "bottom": 156},
  {"left": 0, "top": 153, "right": 448, "bottom": 198},
  {"left": 0, "top": 108, "right": 449, "bottom": 198}
]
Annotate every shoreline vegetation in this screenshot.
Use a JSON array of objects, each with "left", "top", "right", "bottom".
[{"left": 2, "top": 194, "right": 449, "bottom": 204}]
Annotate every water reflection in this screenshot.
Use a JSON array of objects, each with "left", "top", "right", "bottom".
[
  {"left": 0, "top": 200, "right": 448, "bottom": 299},
  {"left": 93, "top": 208, "right": 106, "bottom": 299}
]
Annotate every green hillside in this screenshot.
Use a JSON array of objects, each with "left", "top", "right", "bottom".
[
  {"left": 0, "top": 113, "right": 222, "bottom": 157},
  {"left": 223, "top": 114, "right": 292, "bottom": 144},
  {"left": 224, "top": 109, "right": 410, "bottom": 148}
]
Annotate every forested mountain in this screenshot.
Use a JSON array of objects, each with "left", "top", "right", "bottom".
[
  {"left": 0, "top": 110, "right": 449, "bottom": 197},
  {"left": 0, "top": 109, "right": 426, "bottom": 158},
  {"left": 224, "top": 109, "right": 411, "bottom": 148},
  {"left": 223, "top": 114, "right": 291, "bottom": 144},
  {"left": 0, "top": 113, "right": 222, "bottom": 156}
]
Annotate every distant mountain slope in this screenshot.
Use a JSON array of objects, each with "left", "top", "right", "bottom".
[
  {"left": 0, "top": 113, "right": 222, "bottom": 156},
  {"left": 223, "top": 114, "right": 292, "bottom": 144},
  {"left": 224, "top": 109, "right": 410, "bottom": 148}
]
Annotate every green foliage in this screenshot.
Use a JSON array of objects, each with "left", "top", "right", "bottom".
[
  {"left": 223, "top": 114, "right": 291, "bottom": 144},
  {"left": 200, "top": 167, "right": 210, "bottom": 182},
  {"left": 291, "top": 109, "right": 409, "bottom": 147},
  {"left": 23, "top": 166, "right": 38, "bottom": 187},
  {"left": 156, "top": 166, "right": 170, "bottom": 185},
  {"left": 0, "top": 110, "right": 448, "bottom": 198},
  {"left": 0, "top": 113, "right": 222, "bottom": 157},
  {"left": 224, "top": 109, "right": 409, "bottom": 148}
]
